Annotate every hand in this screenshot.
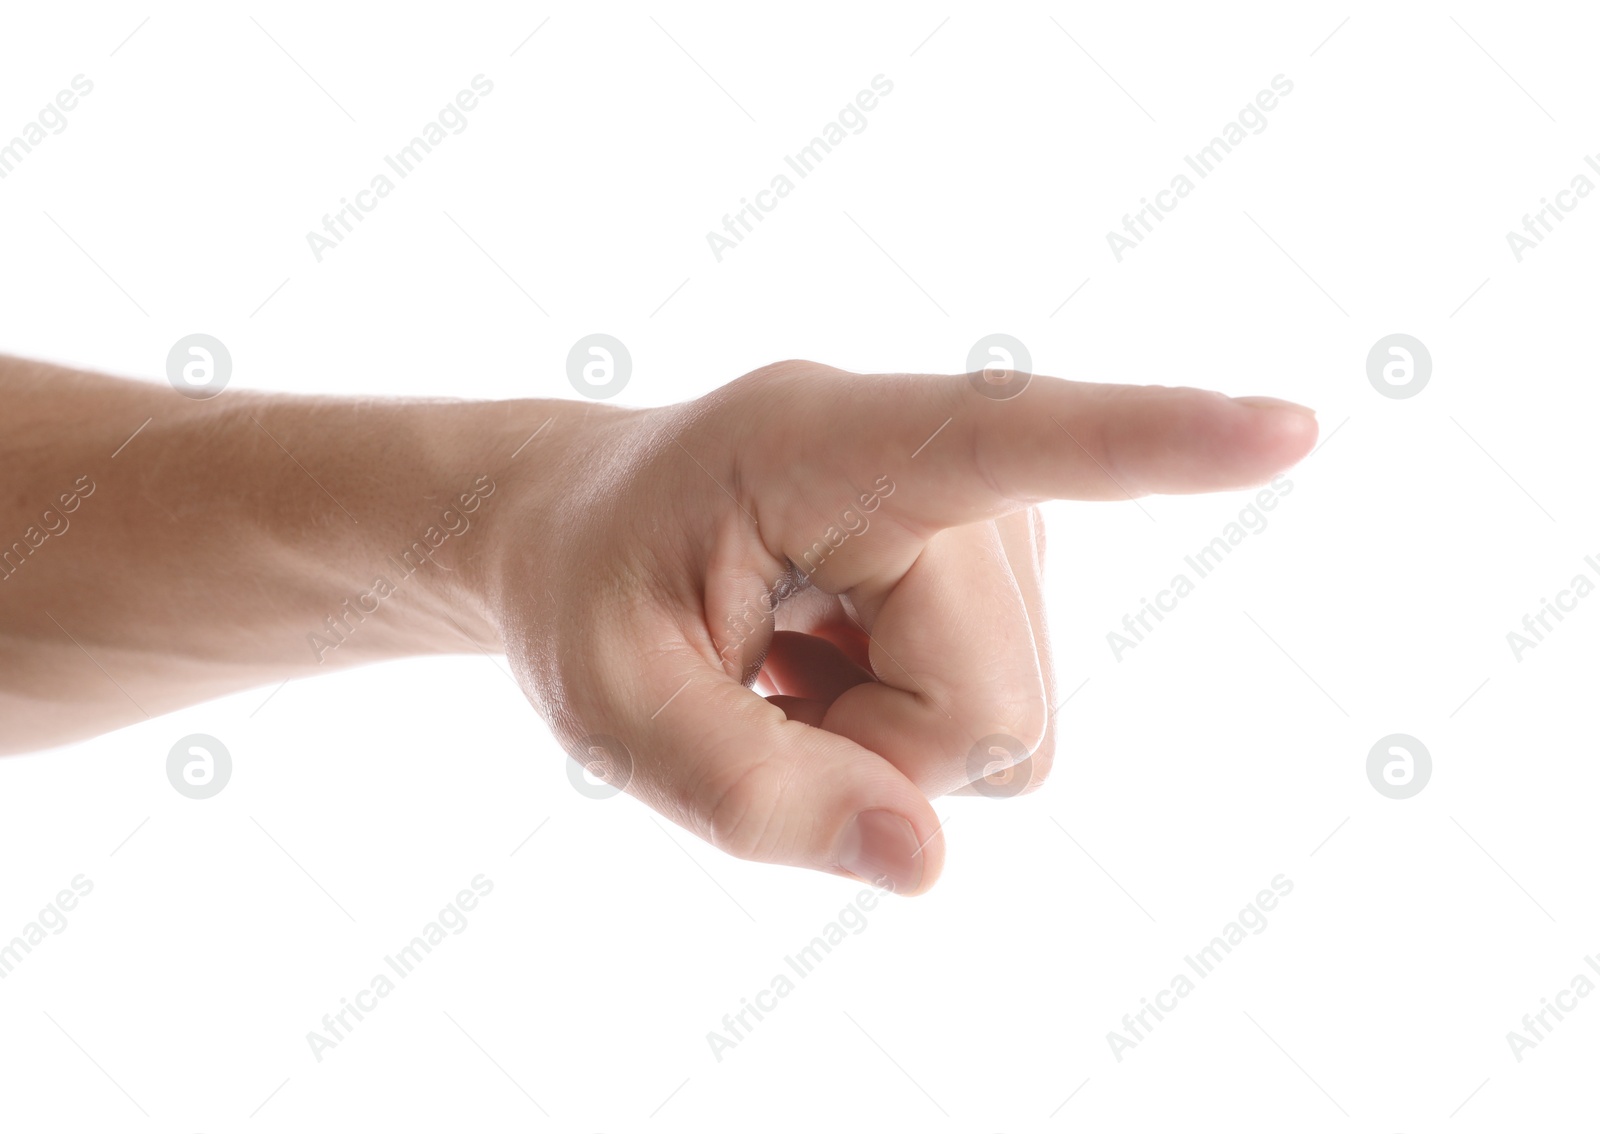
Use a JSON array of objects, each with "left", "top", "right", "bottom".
[{"left": 482, "top": 361, "right": 1318, "bottom": 895}]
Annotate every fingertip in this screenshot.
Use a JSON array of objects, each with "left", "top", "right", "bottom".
[
  {"left": 833, "top": 806, "right": 944, "bottom": 896},
  {"left": 1230, "top": 394, "right": 1319, "bottom": 473}
]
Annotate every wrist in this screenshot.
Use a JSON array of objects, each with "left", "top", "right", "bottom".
[{"left": 461, "top": 396, "right": 645, "bottom": 649}]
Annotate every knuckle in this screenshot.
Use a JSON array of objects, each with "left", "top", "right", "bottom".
[
  {"left": 733, "top": 359, "right": 834, "bottom": 395},
  {"left": 701, "top": 756, "right": 792, "bottom": 863},
  {"left": 744, "top": 358, "right": 817, "bottom": 381}
]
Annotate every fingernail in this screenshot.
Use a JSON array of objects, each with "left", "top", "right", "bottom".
[
  {"left": 837, "top": 810, "right": 924, "bottom": 894},
  {"left": 1233, "top": 395, "right": 1317, "bottom": 420}
]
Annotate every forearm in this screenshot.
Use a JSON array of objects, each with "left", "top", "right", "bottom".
[{"left": 0, "top": 356, "right": 589, "bottom": 752}]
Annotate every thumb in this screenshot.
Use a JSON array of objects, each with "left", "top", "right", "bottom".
[{"left": 595, "top": 650, "right": 944, "bottom": 894}]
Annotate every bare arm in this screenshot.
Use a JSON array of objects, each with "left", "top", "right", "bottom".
[
  {"left": 1, "top": 354, "right": 1315, "bottom": 893},
  {"left": 0, "top": 355, "right": 588, "bottom": 752}
]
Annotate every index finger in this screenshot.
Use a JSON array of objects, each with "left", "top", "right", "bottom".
[{"left": 755, "top": 365, "right": 1317, "bottom": 548}]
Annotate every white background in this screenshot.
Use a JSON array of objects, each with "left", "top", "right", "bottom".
[{"left": 1, "top": 1, "right": 1596, "bottom": 1130}]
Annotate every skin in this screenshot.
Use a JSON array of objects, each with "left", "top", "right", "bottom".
[{"left": 0, "top": 355, "right": 1316, "bottom": 894}]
